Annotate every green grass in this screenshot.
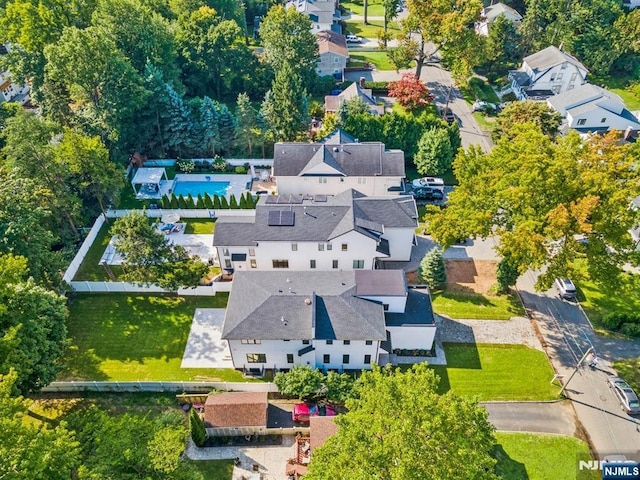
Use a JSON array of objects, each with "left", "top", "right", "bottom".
[
  {"left": 460, "top": 77, "right": 500, "bottom": 104},
  {"left": 611, "top": 88, "right": 640, "bottom": 110},
  {"left": 613, "top": 358, "right": 640, "bottom": 393},
  {"left": 341, "top": 0, "right": 385, "bottom": 16},
  {"left": 429, "top": 343, "right": 558, "bottom": 401},
  {"left": 73, "top": 221, "right": 123, "bottom": 281},
  {"left": 493, "top": 433, "right": 598, "bottom": 480},
  {"left": 473, "top": 111, "right": 497, "bottom": 133},
  {"left": 432, "top": 290, "right": 524, "bottom": 320},
  {"left": 345, "top": 19, "right": 400, "bottom": 38},
  {"left": 184, "top": 218, "right": 216, "bottom": 234},
  {"left": 191, "top": 460, "right": 234, "bottom": 478},
  {"left": 60, "top": 293, "right": 255, "bottom": 382},
  {"left": 590, "top": 71, "right": 640, "bottom": 110},
  {"left": 349, "top": 51, "right": 399, "bottom": 71}
]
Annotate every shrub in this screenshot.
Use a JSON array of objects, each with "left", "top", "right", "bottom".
[
  {"left": 177, "top": 195, "right": 187, "bottom": 209},
  {"left": 496, "top": 257, "right": 519, "bottom": 294},
  {"left": 177, "top": 159, "right": 195, "bottom": 173},
  {"left": 160, "top": 194, "right": 170, "bottom": 209},
  {"left": 220, "top": 196, "right": 230, "bottom": 209},
  {"left": 234, "top": 166, "right": 247, "bottom": 174},
  {"left": 169, "top": 193, "right": 179, "bottom": 209},
  {"left": 601, "top": 312, "right": 627, "bottom": 330},
  {"left": 213, "top": 195, "right": 222, "bottom": 209},
  {"left": 620, "top": 323, "right": 640, "bottom": 338},
  {"left": 418, "top": 248, "right": 446, "bottom": 289},
  {"left": 189, "top": 408, "right": 206, "bottom": 447},
  {"left": 203, "top": 193, "right": 214, "bottom": 209},
  {"left": 186, "top": 194, "right": 196, "bottom": 209},
  {"left": 229, "top": 194, "right": 239, "bottom": 209}
]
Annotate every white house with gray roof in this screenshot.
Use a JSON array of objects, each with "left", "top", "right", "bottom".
[
  {"left": 273, "top": 131, "right": 404, "bottom": 196},
  {"left": 547, "top": 84, "right": 640, "bottom": 134},
  {"left": 212, "top": 189, "right": 418, "bottom": 272},
  {"left": 222, "top": 270, "right": 437, "bottom": 372},
  {"left": 509, "top": 46, "right": 588, "bottom": 100},
  {"left": 475, "top": 2, "right": 522, "bottom": 37}
]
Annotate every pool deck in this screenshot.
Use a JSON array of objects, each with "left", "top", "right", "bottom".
[{"left": 135, "top": 173, "right": 252, "bottom": 201}]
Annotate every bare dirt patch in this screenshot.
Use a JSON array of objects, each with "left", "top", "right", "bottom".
[{"left": 406, "top": 259, "right": 498, "bottom": 295}]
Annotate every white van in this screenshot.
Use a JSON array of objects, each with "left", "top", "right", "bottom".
[{"left": 412, "top": 177, "right": 445, "bottom": 192}]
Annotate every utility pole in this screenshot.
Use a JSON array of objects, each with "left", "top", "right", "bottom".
[{"left": 559, "top": 347, "right": 594, "bottom": 396}]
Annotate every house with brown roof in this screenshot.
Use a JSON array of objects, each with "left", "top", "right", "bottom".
[
  {"left": 204, "top": 392, "right": 268, "bottom": 435},
  {"left": 316, "top": 30, "right": 348, "bottom": 79}
]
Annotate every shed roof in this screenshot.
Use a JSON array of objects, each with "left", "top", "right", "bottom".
[
  {"left": 131, "top": 167, "right": 166, "bottom": 184},
  {"left": 204, "top": 392, "right": 268, "bottom": 428}
]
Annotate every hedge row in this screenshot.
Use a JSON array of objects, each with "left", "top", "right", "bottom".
[
  {"left": 601, "top": 312, "right": 640, "bottom": 338},
  {"left": 159, "top": 191, "right": 257, "bottom": 209}
]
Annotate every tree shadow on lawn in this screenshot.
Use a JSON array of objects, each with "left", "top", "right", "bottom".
[
  {"left": 492, "top": 443, "right": 529, "bottom": 479},
  {"left": 429, "top": 342, "right": 483, "bottom": 394}
]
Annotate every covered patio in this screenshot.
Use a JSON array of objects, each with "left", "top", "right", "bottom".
[{"left": 131, "top": 167, "right": 170, "bottom": 199}]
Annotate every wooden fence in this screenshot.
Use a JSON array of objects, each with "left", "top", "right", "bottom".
[{"left": 41, "top": 381, "right": 277, "bottom": 394}]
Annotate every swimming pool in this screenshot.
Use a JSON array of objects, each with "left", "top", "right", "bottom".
[{"left": 172, "top": 180, "right": 230, "bottom": 197}]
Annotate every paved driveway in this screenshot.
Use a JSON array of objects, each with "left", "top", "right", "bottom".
[
  {"left": 181, "top": 308, "right": 233, "bottom": 369},
  {"left": 482, "top": 401, "right": 577, "bottom": 436}
]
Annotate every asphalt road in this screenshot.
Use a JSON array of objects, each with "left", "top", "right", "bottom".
[
  {"left": 482, "top": 401, "right": 577, "bottom": 436},
  {"left": 517, "top": 270, "right": 640, "bottom": 461}
]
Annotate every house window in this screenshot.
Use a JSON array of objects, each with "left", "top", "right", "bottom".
[
  {"left": 326, "top": 340, "right": 333, "bottom": 345},
  {"left": 333, "top": 56, "right": 340, "bottom": 63},
  {"left": 319, "top": 177, "right": 327, "bottom": 184},
  {"left": 332, "top": 260, "right": 339, "bottom": 269},
  {"left": 364, "top": 354, "right": 371, "bottom": 364},
  {"left": 341, "top": 243, "right": 348, "bottom": 251},
  {"left": 366, "top": 340, "right": 373, "bottom": 346},
  {"left": 601, "top": 118, "right": 607, "bottom": 123},
  {"left": 310, "top": 259, "right": 316, "bottom": 269},
  {"left": 249, "top": 248, "right": 255, "bottom": 256},
  {"left": 287, "top": 354, "right": 294, "bottom": 364},
  {"left": 247, "top": 353, "right": 266, "bottom": 363},
  {"left": 357, "top": 177, "right": 366, "bottom": 184},
  {"left": 224, "top": 259, "right": 232, "bottom": 269},
  {"left": 250, "top": 259, "right": 257, "bottom": 268},
  {"left": 318, "top": 243, "right": 324, "bottom": 251},
  {"left": 343, "top": 340, "right": 350, "bottom": 345},
  {"left": 550, "top": 74, "right": 556, "bottom": 81},
  {"left": 323, "top": 354, "right": 330, "bottom": 364},
  {"left": 291, "top": 243, "right": 297, "bottom": 251},
  {"left": 570, "top": 72, "right": 578, "bottom": 81},
  {"left": 343, "top": 354, "right": 350, "bottom": 364},
  {"left": 561, "top": 62, "right": 567, "bottom": 69},
  {"left": 272, "top": 259, "right": 289, "bottom": 268},
  {"left": 353, "top": 260, "right": 365, "bottom": 269},
  {"left": 241, "top": 339, "right": 261, "bottom": 344},
  {"left": 577, "top": 119, "right": 586, "bottom": 126},
  {"left": 340, "top": 178, "right": 344, "bottom": 182},
  {"left": 302, "top": 340, "right": 310, "bottom": 345},
  {"left": 556, "top": 73, "right": 563, "bottom": 80},
  {"left": 327, "top": 243, "right": 332, "bottom": 250},
  {"left": 383, "top": 304, "right": 389, "bottom": 311},
  {"left": 223, "top": 248, "right": 229, "bottom": 256},
  {"left": 568, "top": 84, "right": 575, "bottom": 90}
]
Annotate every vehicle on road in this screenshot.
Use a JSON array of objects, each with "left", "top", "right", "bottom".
[
  {"left": 346, "top": 34, "right": 362, "bottom": 43},
  {"left": 472, "top": 100, "right": 499, "bottom": 113},
  {"left": 554, "top": 277, "right": 577, "bottom": 300},
  {"left": 607, "top": 377, "right": 640, "bottom": 415},
  {"left": 292, "top": 403, "right": 337, "bottom": 423},
  {"left": 439, "top": 107, "right": 456, "bottom": 124},
  {"left": 412, "top": 176, "right": 445, "bottom": 192},
  {"left": 412, "top": 187, "right": 444, "bottom": 201}
]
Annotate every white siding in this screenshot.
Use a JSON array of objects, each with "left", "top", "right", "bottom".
[
  {"left": 387, "top": 325, "right": 436, "bottom": 350},
  {"left": 566, "top": 108, "right": 640, "bottom": 131},
  {"left": 381, "top": 227, "right": 415, "bottom": 261},
  {"left": 526, "top": 63, "right": 587, "bottom": 95},
  {"left": 313, "top": 340, "right": 379, "bottom": 370},
  {"left": 276, "top": 175, "right": 404, "bottom": 196}
]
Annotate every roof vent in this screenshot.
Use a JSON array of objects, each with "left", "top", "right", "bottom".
[
  {"left": 333, "top": 147, "right": 339, "bottom": 152},
  {"left": 286, "top": 278, "right": 291, "bottom": 283},
  {"left": 281, "top": 316, "right": 288, "bottom": 326},
  {"left": 304, "top": 297, "right": 312, "bottom": 305}
]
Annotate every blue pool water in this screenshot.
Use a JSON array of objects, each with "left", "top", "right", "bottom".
[{"left": 172, "top": 181, "right": 230, "bottom": 197}]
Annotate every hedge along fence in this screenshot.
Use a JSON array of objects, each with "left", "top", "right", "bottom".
[
  {"left": 159, "top": 191, "right": 258, "bottom": 209},
  {"left": 41, "top": 381, "right": 278, "bottom": 393}
]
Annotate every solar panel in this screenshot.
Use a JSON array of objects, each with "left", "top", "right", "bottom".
[
  {"left": 267, "top": 210, "right": 280, "bottom": 226},
  {"left": 280, "top": 211, "right": 295, "bottom": 226},
  {"left": 314, "top": 195, "right": 327, "bottom": 202},
  {"left": 265, "top": 195, "right": 278, "bottom": 204},
  {"left": 290, "top": 195, "right": 303, "bottom": 204}
]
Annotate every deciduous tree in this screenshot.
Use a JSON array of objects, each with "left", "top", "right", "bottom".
[
  {"left": 274, "top": 365, "right": 325, "bottom": 400},
  {"left": 236, "top": 92, "right": 263, "bottom": 157},
  {"left": 305, "top": 364, "right": 497, "bottom": 480},
  {"left": 414, "top": 127, "right": 453, "bottom": 175},
  {"left": 388, "top": 73, "right": 434, "bottom": 110},
  {"left": 492, "top": 101, "right": 562, "bottom": 142}
]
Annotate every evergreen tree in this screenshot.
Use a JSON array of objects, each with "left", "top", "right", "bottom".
[
  {"left": 196, "top": 193, "right": 204, "bottom": 207},
  {"left": 198, "top": 96, "right": 221, "bottom": 157},
  {"left": 220, "top": 196, "right": 230, "bottom": 209},
  {"left": 213, "top": 194, "right": 222, "bottom": 209},
  {"left": 414, "top": 127, "right": 454, "bottom": 176},
  {"left": 236, "top": 92, "right": 262, "bottom": 156},
  {"left": 239, "top": 192, "right": 247, "bottom": 209},
  {"left": 204, "top": 193, "right": 214, "bottom": 209},
  {"left": 186, "top": 194, "right": 196, "bottom": 209},
  {"left": 170, "top": 193, "right": 179, "bottom": 209},
  {"left": 189, "top": 408, "right": 206, "bottom": 447},
  {"left": 161, "top": 194, "right": 170, "bottom": 208},
  {"left": 261, "top": 63, "right": 310, "bottom": 142},
  {"left": 229, "top": 194, "right": 239, "bottom": 209},
  {"left": 161, "top": 84, "right": 195, "bottom": 157},
  {"left": 217, "top": 103, "right": 237, "bottom": 155},
  {"left": 418, "top": 248, "right": 447, "bottom": 289},
  {"left": 177, "top": 194, "right": 187, "bottom": 209},
  {"left": 496, "top": 256, "right": 520, "bottom": 294}
]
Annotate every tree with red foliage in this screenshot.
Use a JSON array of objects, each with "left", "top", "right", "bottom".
[{"left": 388, "top": 73, "right": 434, "bottom": 110}]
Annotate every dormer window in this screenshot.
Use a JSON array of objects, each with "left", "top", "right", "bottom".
[{"left": 561, "top": 62, "right": 567, "bottom": 69}]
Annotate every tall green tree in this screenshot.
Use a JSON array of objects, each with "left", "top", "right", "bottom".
[
  {"left": 258, "top": 5, "right": 318, "bottom": 88},
  {"left": 418, "top": 248, "right": 447, "bottom": 289},
  {"left": 492, "top": 101, "right": 562, "bottom": 143},
  {"left": 217, "top": 103, "right": 237, "bottom": 155},
  {"left": 274, "top": 365, "right": 325, "bottom": 400},
  {"left": 414, "top": 127, "right": 454, "bottom": 176},
  {"left": 198, "top": 96, "right": 221, "bottom": 156},
  {"left": 429, "top": 126, "right": 640, "bottom": 289},
  {"left": 261, "top": 63, "right": 310, "bottom": 142},
  {"left": 236, "top": 92, "right": 262, "bottom": 157},
  {"left": 484, "top": 14, "right": 521, "bottom": 73},
  {"left": 305, "top": 364, "right": 497, "bottom": 480},
  {"left": 161, "top": 83, "right": 196, "bottom": 157}
]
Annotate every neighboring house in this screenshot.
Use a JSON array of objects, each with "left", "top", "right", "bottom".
[
  {"left": 623, "top": 0, "right": 640, "bottom": 8},
  {"left": 475, "top": 2, "right": 523, "bottom": 36},
  {"left": 221, "top": 270, "right": 437, "bottom": 372},
  {"left": 547, "top": 84, "right": 640, "bottom": 134},
  {"left": 273, "top": 130, "right": 403, "bottom": 196},
  {"left": 316, "top": 30, "right": 348, "bottom": 79},
  {"left": 285, "top": 0, "right": 341, "bottom": 32},
  {"left": 509, "top": 46, "right": 588, "bottom": 100},
  {"left": 0, "top": 45, "right": 30, "bottom": 105},
  {"left": 325, "top": 81, "right": 385, "bottom": 116},
  {"left": 213, "top": 189, "right": 418, "bottom": 270},
  {"left": 203, "top": 392, "right": 269, "bottom": 435}
]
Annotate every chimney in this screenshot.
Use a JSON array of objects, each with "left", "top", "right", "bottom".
[{"left": 359, "top": 76, "right": 365, "bottom": 88}]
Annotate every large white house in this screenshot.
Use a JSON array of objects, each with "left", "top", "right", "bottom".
[
  {"left": 547, "top": 84, "right": 640, "bottom": 134},
  {"left": 285, "top": 0, "right": 341, "bottom": 32},
  {"left": 273, "top": 131, "right": 405, "bottom": 196},
  {"left": 324, "top": 82, "right": 385, "bottom": 116},
  {"left": 509, "top": 46, "right": 588, "bottom": 100},
  {"left": 475, "top": 2, "right": 522, "bottom": 37},
  {"left": 316, "top": 30, "right": 348, "bottom": 79},
  {"left": 212, "top": 189, "right": 418, "bottom": 271},
  {"left": 222, "top": 270, "right": 437, "bottom": 373}
]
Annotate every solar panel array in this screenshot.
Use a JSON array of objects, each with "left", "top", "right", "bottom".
[
  {"left": 314, "top": 195, "right": 327, "bottom": 202},
  {"left": 267, "top": 210, "right": 295, "bottom": 226},
  {"left": 265, "top": 194, "right": 304, "bottom": 204}
]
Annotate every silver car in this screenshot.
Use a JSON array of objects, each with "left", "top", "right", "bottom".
[
  {"left": 607, "top": 377, "right": 640, "bottom": 415},
  {"left": 555, "top": 277, "right": 577, "bottom": 300}
]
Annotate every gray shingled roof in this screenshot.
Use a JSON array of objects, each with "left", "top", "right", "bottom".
[
  {"left": 385, "top": 287, "right": 435, "bottom": 326},
  {"left": 355, "top": 269, "right": 406, "bottom": 296},
  {"left": 213, "top": 189, "right": 418, "bottom": 246},
  {"left": 222, "top": 271, "right": 388, "bottom": 340},
  {"left": 547, "top": 84, "right": 622, "bottom": 114},
  {"left": 273, "top": 141, "right": 404, "bottom": 177},
  {"left": 319, "top": 129, "right": 356, "bottom": 145},
  {"left": 524, "top": 46, "right": 588, "bottom": 74}
]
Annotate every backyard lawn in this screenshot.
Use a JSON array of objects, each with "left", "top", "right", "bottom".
[
  {"left": 183, "top": 218, "right": 216, "bottom": 234},
  {"left": 460, "top": 77, "right": 500, "bottom": 104},
  {"left": 432, "top": 290, "right": 524, "bottom": 320},
  {"left": 341, "top": 0, "right": 385, "bottom": 16},
  {"left": 345, "top": 19, "right": 400, "bottom": 38},
  {"left": 191, "top": 460, "right": 234, "bottom": 478},
  {"left": 73, "top": 221, "right": 121, "bottom": 281},
  {"left": 493, "top": 433, "right": 598, "bottom": 480},
  {"left": 349, "top": 51, "right": 399, "bottom": 71},
  {"left": 429, "top": 343, "right": 558, "bottom": 401},
  {"left": 60, "top": 293, "right": 253, "bottom": 382}
]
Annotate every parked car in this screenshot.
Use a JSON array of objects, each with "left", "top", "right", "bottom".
[
  {"left": 292, "top": 403, "right": 337, "bottom": 423},
  {"left": 472, "top": 100, "right": 498, "bottom": 113},
  {"left": 439, "top": 107, "right": 456, "bottom": 124},
  {"left": 412, "top": 176, "right": 445, "bottom": 192},
  {"left": 607, "top": 377, "right": 640, "bottom": 415},
  {"left": 554, "top": 277, "right": 577, "bottom": 300},
  {"left": 413, "top": 187, "right": 444, "bottom": 201},
  {"left": 346, "top": 34, "right": 362, "bottom": 43}
]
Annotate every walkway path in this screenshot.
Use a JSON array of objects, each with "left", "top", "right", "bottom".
[{"left": 437, "top": 316, "right": 543, "bottom": 351}]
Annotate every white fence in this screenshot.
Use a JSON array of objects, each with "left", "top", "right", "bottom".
[
  {"left": 63, "top": 214, "right": 107, "bottom": 284},
  {"left": 41, "top": 381, "right": 278, "bottom": 393},
  {"left": 106, "top": 208, "right": 256, "bottom": 219},
  {"left": 144, "top": 158, "right": 274, "bottom": 167}
]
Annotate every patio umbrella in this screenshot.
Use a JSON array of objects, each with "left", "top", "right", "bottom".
[{"left": 161, "top": 212, "right": 180, "bottom": 224}]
